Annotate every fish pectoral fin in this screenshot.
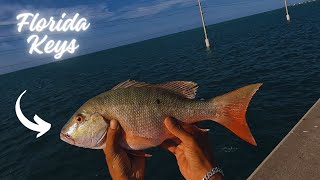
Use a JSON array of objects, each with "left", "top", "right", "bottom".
[
  {"left": 192, "top": 126, "right": 210, "bottom": 133},
  {"left": 127, "top": 150, "right": 152, "bottom": 157},
  {"left": 182, "top": 124, "right": 210, "bottom": 134}
]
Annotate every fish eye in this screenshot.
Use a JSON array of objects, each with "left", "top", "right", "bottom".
[{"left": 75, "top": 115, "right": 84, "bottom": 124}]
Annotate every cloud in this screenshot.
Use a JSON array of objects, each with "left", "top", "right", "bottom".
[
  {"left": 0, "top": 4, "right": 30, "bottom": 26},
  {"left": 0, "top": 3, "right": 114, "bottom": 26},
  {"left": 0, "top": 0, "right": 197, "bottom": 26},
  {"left": 0, "top": 41, "right": 15, "bottom": 50},
  {"left": 0, "top": 2, "right": 114, "bottom": 53},
  {"left": 113, "top": 0, "right": 195, "bottom": 20}
]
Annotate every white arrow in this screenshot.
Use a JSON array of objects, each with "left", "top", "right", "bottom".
[{"left": 15, "top": 90, "right": 51, "bottom": 138}]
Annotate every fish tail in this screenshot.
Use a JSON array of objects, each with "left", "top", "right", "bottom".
[{"left": 209, "top": 83, "right": 262, "bottom": 146}]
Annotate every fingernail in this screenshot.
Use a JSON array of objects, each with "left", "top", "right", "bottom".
[
  {"left": 164, "top": 117, "right": 173, "bottom": 125},
  {"left": 110, "top": 120, "right": 118, "bottom": 130},
  {"left": 164, "top": 117, "right": 170, "bottom": 122}
]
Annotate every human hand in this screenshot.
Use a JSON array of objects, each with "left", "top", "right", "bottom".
[
  {"left": 103, "top": 120, "right": 145, "bottom": 180},
  {"left": 161, "top": 117, "right": 223, "bottom": 180}
]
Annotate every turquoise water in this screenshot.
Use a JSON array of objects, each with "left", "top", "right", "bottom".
[{"left": 1, "top": 1, "right": 320, "bottom": 179}]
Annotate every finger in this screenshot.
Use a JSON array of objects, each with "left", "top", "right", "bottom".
[
  {"left": 164, "top": 117, "right": 193, "bottom": 143},
  {"left": 160, "top": 140, "right": 177, "bottom": 154},
  {"left": 104, "top": 120, "right": 120, "bottom": 156},
  {"left": 131, "top": 156, "right": 145, "bottom": 179},
  {"left": 127, "top": 150, "right": 152, "bottom": 157},
  {"left": 171, "top": 137, "right": 182, "bottom": 145}
]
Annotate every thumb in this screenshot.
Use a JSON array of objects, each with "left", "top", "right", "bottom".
[
  {"left": 104, "top": 120, "right": 120, "bottom": 156},
  {"left": 164, "top": 117, "right": 193, "bottom": 144}
]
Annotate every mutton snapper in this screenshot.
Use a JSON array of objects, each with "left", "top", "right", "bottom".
[{"left": 60, "top": 80, "right": 262, "bottom": 150}]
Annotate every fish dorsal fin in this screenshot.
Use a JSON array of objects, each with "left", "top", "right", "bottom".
[
  {"left": 112, "top": 80, "right": 151, "bottom": 90},
  {"left": 112, "top": 80, "right": 198, "bottom": 99},
  {"left": 154, "top": 81, "right": 198, "bottom": 99}
]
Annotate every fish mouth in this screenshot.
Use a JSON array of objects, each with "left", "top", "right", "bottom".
[
  {"left": 60, "top": 133, "right": 75, "bottom": 145},
  {"left": 94, "top": 129, "right": 107, "bottom": 148}
]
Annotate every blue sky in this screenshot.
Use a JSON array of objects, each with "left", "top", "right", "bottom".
[{"left": 0, "top": 0, "right": 306, "bottom": 74}]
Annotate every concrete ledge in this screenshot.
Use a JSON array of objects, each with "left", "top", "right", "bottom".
[{"left": 248, "top": 98, "right": 320, "bottom": 180}]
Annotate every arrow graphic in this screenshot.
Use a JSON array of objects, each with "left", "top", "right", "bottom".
[{"left": 15, "top": 90, "right": 51, "bottom": 138}]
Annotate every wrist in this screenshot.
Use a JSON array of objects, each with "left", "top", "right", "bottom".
[
  {"left": 202, "top": 167, "right": 224, "bottom": 180},
  {"left": 199, "top": 162, "right": 215, "bottom": 178},
  {"left": 113, "top": 173, "right": 143, "bottom": 180},
  {"left": 209, "top": 173, "right": 223, "bottom": 180}
]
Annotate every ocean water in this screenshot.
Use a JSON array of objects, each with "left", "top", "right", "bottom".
[{"left": 1, "top": 1, "right": 319, "bottom": 179}]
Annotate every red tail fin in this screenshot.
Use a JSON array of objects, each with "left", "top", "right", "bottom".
[{"left": 211, "top": 83, "right": 262, "bottom": 146}]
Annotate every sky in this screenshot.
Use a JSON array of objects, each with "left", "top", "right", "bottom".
[{"left": 0, "top": 0, "right": 307, "bottom": 74}]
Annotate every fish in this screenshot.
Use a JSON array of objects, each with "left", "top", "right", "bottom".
[{"left": 60, "top": 80, "right": 262, "bottom": 150}]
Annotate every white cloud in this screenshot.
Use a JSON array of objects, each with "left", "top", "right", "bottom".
[
  {"left": 0, "top": 0, "right": 197, "bottom": 26},
  {"left": 0, "top": 42, "right": 15, "bottom": 50},
  {"left": 0, "top": 3, "right": 114, "bottom": 26},
  {"left": 113, "top": 0, "right": 195, "bottom": 20}
]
